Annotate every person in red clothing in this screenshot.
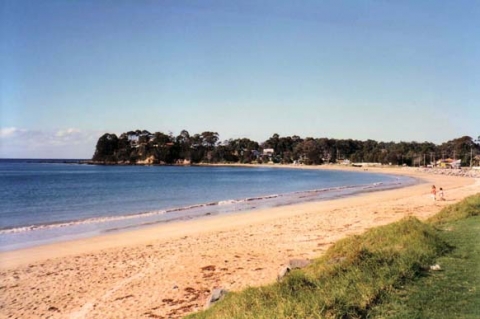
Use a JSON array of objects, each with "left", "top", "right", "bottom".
[{"left": 431, "top": 185, "right": 437, "bottom": 201}]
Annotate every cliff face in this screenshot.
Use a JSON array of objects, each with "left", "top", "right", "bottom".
[{"left": 136, "top": 156, "right": 155, "bottom": 165}]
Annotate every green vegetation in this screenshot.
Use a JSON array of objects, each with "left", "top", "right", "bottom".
[
  {"left": 186, "top": 218, "right": 447, "bottom": 319},
  {"left": 186, "top": 194, "right": 480, "bottom": 319},
  {"left": 369, "top": 215, "right": 480, "bottom": 318},
  {"left": 427, "top": 193, "right": 480, "bottom": 225},
  {"left": 92, "top": 130, "right": 479, "bottom": 166},
  {"left": 370, "top": 194, "right": 480, "bottom": 318}
]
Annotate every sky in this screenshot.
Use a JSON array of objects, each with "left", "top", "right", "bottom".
[{"left": 1, "top": 0, "right": 479, "bottom": 158}]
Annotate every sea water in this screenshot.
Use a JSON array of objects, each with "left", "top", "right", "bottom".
[{"left": 0, "top": 159, "right": 415, "bottom": 251}]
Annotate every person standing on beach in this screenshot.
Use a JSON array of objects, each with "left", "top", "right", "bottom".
[
  {"left": 438, "top": 187, "right": 445, "bottom": 201},
  {"left": 431, "top": 185, "right": 437, "bottom": 201}
]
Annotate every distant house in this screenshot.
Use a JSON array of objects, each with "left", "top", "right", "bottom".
[
  {"left": 436, "top": 158, "right": 452, "bottom": 168},
  {"left": 352, "top": 162, "right": 381, "bottom": 167},
  {"left": 451, "top": 159, "right": 461, "bottom": 169},
  {"left": 262, "top": 148, "right": 274, "bottom": 156},
  {"left": 436, "top": 158, "right": 461, "bottom": 169}
]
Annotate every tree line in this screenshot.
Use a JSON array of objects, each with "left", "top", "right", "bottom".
[{"left": 92, "top": 130, "right": 480, "bottom": 167}]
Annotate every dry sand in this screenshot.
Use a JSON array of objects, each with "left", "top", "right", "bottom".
[{"left": 0, "top": 166, "right": 478, "bottom": 319}]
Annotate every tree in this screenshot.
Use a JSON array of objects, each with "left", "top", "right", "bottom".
[
  {"left": 176, "top": 130, "right": 192, "bottom": 161},
  {"left": 439, "top": 136, "right": 475, "bottom": 166},
  {"left": 263, "top": 133, "right": 280, "bottom": 152},
  {"left": 148, "top": 132, "right": 172, "bottom": 163},
  {"left": 295, "top": 138, "right": 323, "bottom": 165},
  {"left": 91, "top": 129, "right": 476, "bottom": 168},
  {"left": 188, "top": 134, "right": 205, "bottom": 163},
  {"left": 92, "top": 133, "right": 119, "bottom": 162},
  {"left": 201, "top": 131, "right": 219, "bottom": 149},
  {"left": 226, "top": 138, "right": 260, "bottom": 163},
  {"left": 116, "top": 134, "right": 133, "bottom": 163},
  {"left": 198, "top": 132, "right": 219, "bottom": 163}
]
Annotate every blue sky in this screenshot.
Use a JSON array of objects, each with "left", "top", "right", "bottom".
[{"left": 1, "top": 0, "right": 479, "bottom": 158}]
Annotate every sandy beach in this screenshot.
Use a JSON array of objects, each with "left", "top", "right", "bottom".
[{"left": 1, "top": 166, "right": 479, "bottom": 319}]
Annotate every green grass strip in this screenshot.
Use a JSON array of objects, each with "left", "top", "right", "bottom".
[
  {"left": 186, "top": 194, "right": 479, "bottom": 319},
  {"left": 187, "top": 218, "right": 448, "bottom": 319},
  {"left": 370, "top": 197, "right": 480, "bottom": 318},
  {"left": 428, "top": 193, "right": 480, "bottom": 225}
]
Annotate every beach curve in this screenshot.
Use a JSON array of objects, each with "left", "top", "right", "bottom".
[{"left": 0, "top": 165, "right": 478, "bottom": 319}]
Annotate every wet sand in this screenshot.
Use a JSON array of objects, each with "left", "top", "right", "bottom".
[{"left": 0, "top": 166, "right": 478, "bottom": 319}]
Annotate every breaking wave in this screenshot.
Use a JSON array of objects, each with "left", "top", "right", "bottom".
[{"left": 0, "top": 181, "right": 401, "bottom": 235}]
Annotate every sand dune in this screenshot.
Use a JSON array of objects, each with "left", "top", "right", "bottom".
[{"left": 0, "top": 166, "right": 478, "bottom": 319}]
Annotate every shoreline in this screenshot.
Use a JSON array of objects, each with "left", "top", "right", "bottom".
[
  {"left": 0, "top": 164, "right": 414, "bottom": 252},
  {"left": 1, "top": 166, "right": 478, "bottom": 319},
  {"left": 0, "top": 173, "right": 418, "bottom": 264}
]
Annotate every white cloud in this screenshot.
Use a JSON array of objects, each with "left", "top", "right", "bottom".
[
  {"left": 55, "top": 128, "right": 82, "bottom": 138},
  {"left": 0, "top": 127, "right": 25, "bottom": 138},
  {"left": 0, "top": 128, "right": 106, "bottom": 158}
]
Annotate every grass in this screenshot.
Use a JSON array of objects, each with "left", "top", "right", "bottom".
[
  {"left": 185, "top": 194, "right": 480, "bottom": 319},
  {"left": 370, "top": 196, "right": 480, "bottom": 318},
  {"left": 427, "top": 193, "right": 480, "bottom": 225}
]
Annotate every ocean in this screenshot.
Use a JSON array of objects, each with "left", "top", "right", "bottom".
[{"left": 0, "top": 159, "right": 415, "bottom": 251}]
